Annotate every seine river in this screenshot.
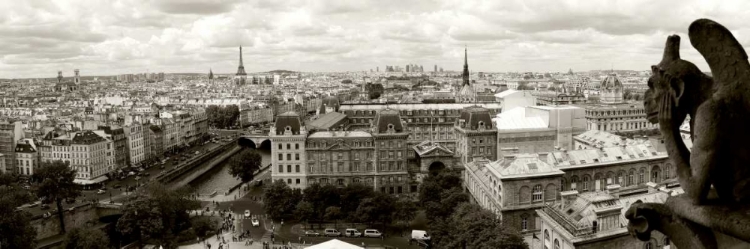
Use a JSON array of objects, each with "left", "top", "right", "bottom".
[{"left": 190, "top": 148, "right": 271, "bottom": 195}]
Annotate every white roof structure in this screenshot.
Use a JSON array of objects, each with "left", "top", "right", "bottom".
[
  {"left": 493, "top": 107, "right": 548, "bottom": 130},
  {"left": 305, "top": 239, "right": 364, "bottom": 249},
  {"left": 494, "top": 89, "right": 520, "bottom": 99}
]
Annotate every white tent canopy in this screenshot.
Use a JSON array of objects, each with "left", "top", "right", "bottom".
[{"left": 305, "top": 239, "right": 364, "bottom": 249}]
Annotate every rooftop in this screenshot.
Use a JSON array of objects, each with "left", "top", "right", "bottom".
[
  {"left": 493, "top": 107, "right": 549, "bottom": 131},
  {"left": 483, "top": 154, "right": 565, "bottom": 179},
  {"left": 307, "top": 112, "right": 347, "bottom": 130},
  {"left": 308, "top": 130, "right": 372, "bottom": 138}
]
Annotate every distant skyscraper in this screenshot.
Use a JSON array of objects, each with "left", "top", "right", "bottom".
[
  {"left": 434, "top": 65, "right": 437, "bottom": 72},
  {"left": 406, "top": 65, "right": 411, "bottom": 72},
  {"left": 377, "top": 66, "right": 379, "bottom": 72}
]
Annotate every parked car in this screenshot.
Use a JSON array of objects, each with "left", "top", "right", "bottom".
[
  {"left": 411, "top": 230, "right": 431, "bottom": 241},
  {"left": 304, "top": 230, "right": 320, "bottom": 237},
  {"left": 97, "top": 189, "right": 106, "bottom": 195},
  {"left": 251, "top": 219, "right": 260, "bottom": 227},
  {"left": 244, "top": 210, "right": 251, "bottom": 218},
  {"left": 363, "top": 229, "right": 382, "bottom": 238},
  {"left": 324, "top": 228, "right": 341, "bottom": 237},
  {"left": 344, "top": 228, "right": 362, "bottom": 237}
]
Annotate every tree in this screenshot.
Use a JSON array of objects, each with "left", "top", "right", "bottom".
[
  {"left": 228, "top": 149, "right": 262, "bottom": 183},
  {"left": 439, "top": 203, "right": 527, "bottom": 249},
  {"left": 263, "top": 180, "right": 302, "bottom": 220},
  {"left": 392, "top": 198, "right": 417, "bottom": 232},
  {"left": 339, "top": 184, "right": 375, "bottom": 220},
  {"left": 324, "top": 206, "right": 343, "bottom": 229},
  {"left": 294, "top": 201, "right": 315, "bottom": 229},
  {"left": 0, "top": 171, "right": 37, "bottom": 249},
  {"left": 192, "top": 217, "right": 217, "bottom": 244},
  {"left": 367, "top": 83, "right": 384, "bottom": 99},
  {"left": 355, "top": 192, "right": 395, "bottom": 230},
  {"left": 63, "top": 227, "right": 110, "bottom": 249},
  {"left": 117, "top": 196, "right": 163, "bottom": 247},
  {"left": 35, "top": 160, "right": 80, "bottom": 234},
  {"left": 303, "top": 183, "right": 341, "bottom": 227}
]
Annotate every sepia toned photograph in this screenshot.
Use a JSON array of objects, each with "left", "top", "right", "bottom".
[{"left": 1, "top": 1, "right": 750, "bottom": 249}]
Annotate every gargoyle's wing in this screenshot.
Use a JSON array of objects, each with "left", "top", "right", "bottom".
[{"left": 689, "top": 18, "right": 750, "bottom": 89}]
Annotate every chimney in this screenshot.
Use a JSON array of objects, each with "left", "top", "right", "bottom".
[
  {"left": 606, "top": 184, "right": 621, "bottom": 198},
  {"left": 645, "top": 182, "right": 658, "bottom": 194},
  {"left": 561, "top": 190, "right": 579, "bottom": 207}
]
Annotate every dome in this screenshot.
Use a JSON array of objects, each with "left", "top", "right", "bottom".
[{"left": 600, "top": 73, "right": 622, "bottom": 89}]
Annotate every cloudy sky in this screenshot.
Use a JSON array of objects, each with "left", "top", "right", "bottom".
[{"left": 2, "top": 0, "right": 750, "bottom": 78}]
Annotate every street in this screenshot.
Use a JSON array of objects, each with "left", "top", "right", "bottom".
[{"left": 21, "top": 129, "right": 244, "bottom": 217}]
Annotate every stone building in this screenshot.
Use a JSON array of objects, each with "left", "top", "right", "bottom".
[
  {"left": 15, "top": 138, "right": 38, "bottom": 176},
  {"left": 98, "top": 125, "right": 127, "bottom": 169},
  {"left": 270, "top": 112, "right": 308, "bottom": 188},
  {"left": 536, "top": 189, "right": 671, "bottom": 249},
  {"left": 371, "top": 109, "right": 411, "bottom": 194},
  {"left": 576, "top": 73, "right": 656, "bottom": 132},
  {"left": 0, "top": 120, "right": 23, "bottom": 173},
  {"left": 493, "top": 105, "right": 587, "bottom": 157},
  {"left": 124, "top": 122, "right": 144, "bottom": 167},
  {"left": 40, "top": 130, "right": 109, "bottom": 187},
  {"left": 463, "top": 132, "right": 675, "bottom": 246},
  {"left": 340, "top": 103, "right": 502, "bottom": 153},
  {"left": 454, "top": 106, "right": 497, "bottom": 165}
]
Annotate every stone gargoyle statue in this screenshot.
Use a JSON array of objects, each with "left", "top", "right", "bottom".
[{"left": 625, "top": 18, "right": 750, "bottom": 249}]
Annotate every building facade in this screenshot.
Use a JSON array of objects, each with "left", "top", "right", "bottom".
[
  {"left": 40, "top": 130, "right": 109, "bottom": 186},
  {"left": 270, "top": 112, "right": 308, "bottom": 188},
  {"left": 455, "top": 106, "right": 497, "bottom": 165},
  {"left": 0, "top": 121, "right": 23, "bottom": 173},
  {"left": 125, "top": 123, "right": 144, "bottom": 167},
  {"left": 15, "top": 138, "right": 38, "bottom": 176}
]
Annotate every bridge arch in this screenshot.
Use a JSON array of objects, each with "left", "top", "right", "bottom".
[{"left": 238, "top": 137, "right": 271, "bottom": 149}]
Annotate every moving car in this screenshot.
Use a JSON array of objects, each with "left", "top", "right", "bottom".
[
  {"left": 363, "top": 229, "right": 382, "bottom": 238},
  {"left": 344, "top": 228, "right": 362, "bottom": 237},
  {"left": 324, "top": 228, "right": 341, "bottom": 237},
  {"left": 304, "top": 230, "right": 320, "bottom": 237},
  {"left": 244, "top": 210, "right": 251, "bottom": 218},
  {"left": 251, "top": 219, "right": 260, "bottom": 227}
]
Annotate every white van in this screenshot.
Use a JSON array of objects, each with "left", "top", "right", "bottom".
[
  {"left": 344, "top": 228, "right": 362, "bottom": 237},
  {"left": 363, "top": 229, "right": 382, "bottom": 238},
  {"left": 411, "top": 230, "right": 431, "bottom": 241},
  {"left": 324, "top": 228, "right": 341, "bottom": 237}
]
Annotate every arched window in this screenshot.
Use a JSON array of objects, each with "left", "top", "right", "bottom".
[
  {"left": 665, "top": 163, "right": 672, "bottom": 179},
  {"left": 532, "top": 185, "right": 543, "bottom": 201},
  {"left": 554, "top": 239, "right": 560, "bottom": 249},
  {"left": 521, "top": 216, "right": 528, "bottom": 230},
  {"left": 639, "top": 168, "right": 646, "bottom": 184},
  {"left": 570, "top": 176, "right": 579, "bottom": 191},
  {"left": 544, "top": 229, "right": 550, "bottom": 241},
  {"left": 582, "top": 175, "right": 590, "bottom": 191},
  {"left": 628, "top": 169, "right": 635, "bottom": 186}
]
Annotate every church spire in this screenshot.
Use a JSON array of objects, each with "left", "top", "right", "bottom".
[
  {"left": 462, "top": 46, "right": 470, "bottom": 86},
  {"left": 209, "top": 68, "right": 214, "bottom": 80}
]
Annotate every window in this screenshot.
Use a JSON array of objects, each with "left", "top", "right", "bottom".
[
  {"left": 554, "top": 239, "right": 560, "bottom": 249},
  {"left": 278, "top": 153, "right": 283, "bottom": 160},
  {"left": 287, "top": 179, "right": 291, "bottom": 184},
  {"left": 582, "top": 176, "right": 590, "bottom": 191},
  {"left": 532, "top": 185, "right": 543, "bottom": 201},
  {"left": 287, "top": 154, "right": 291, "bottom": 160},
  {"left": 644, "top": 242, "right": 652, "bottom": 249},
  {"left": 295, "top": 143, "right": 299, "bottom": 149},
  {"left": 337, "top": 179, "right": 344, "bottom": 186},
  {"left": 295, "top": 165, "right": 300, "bottom": 172},
  {"left": 629, "top": 171, "right": 635, "bottom": 186},
  {"left": 522, "top": 217, "right": 528, "bottom": 230},
  {"left": 664, "top": 238, "right": 670, "bottom": 246},
  {"left": 278, "top": 165, "right": 283, "bottom": 173},
  {"left": 639, "top": 168, "right": 645, "bottom": 184},
  {"left": 287, "top": 165, "right": 292, "bottom": 172},
  {"left": 278, "top": 144, "right": 282, "bottom": 150},
  {"left": 296, "top": 179, "right": 300, "bottom": 184},
  {"left": 544, "top": 229, "right": 550, "bottom": 241},
  {"left": 295, "top": 153, "right": 300, "bottom": 160},
  {"left": 286, "top": 144, "right": 290, "bottom": 150}
]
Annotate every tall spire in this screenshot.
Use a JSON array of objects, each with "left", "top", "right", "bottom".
[
  {"left": 462, "top": 46, "right": 470, "bottom": 86},
  {"left": 236, "top": 46, "right": 247, "bottom": 76},
  {"left": 209, "top": 68, "right": 214, "bottom": 80}
]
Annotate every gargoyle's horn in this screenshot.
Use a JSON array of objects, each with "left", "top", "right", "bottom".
[
  {"left": 661, "top": 35, "right": 681, "bottom": 65},
  {"left": 689, "top": 19, "right": 750, "bottom": 86}
]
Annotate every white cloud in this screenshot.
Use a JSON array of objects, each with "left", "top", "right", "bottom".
[{"left": 2, "top": 0, "right": 750, "bottom": 78}]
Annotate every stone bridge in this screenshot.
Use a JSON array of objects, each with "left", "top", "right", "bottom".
[{"left": 238, "top": 133, "right": 272, "bottom": 149}]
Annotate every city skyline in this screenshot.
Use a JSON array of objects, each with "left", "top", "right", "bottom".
[{"left": 2, "top": 0, "right": 750, "bottom": 78}]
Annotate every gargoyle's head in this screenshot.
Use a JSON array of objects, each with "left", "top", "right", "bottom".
[{"left": 645, "top": 35, "right": 707, "bottom": 125}]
